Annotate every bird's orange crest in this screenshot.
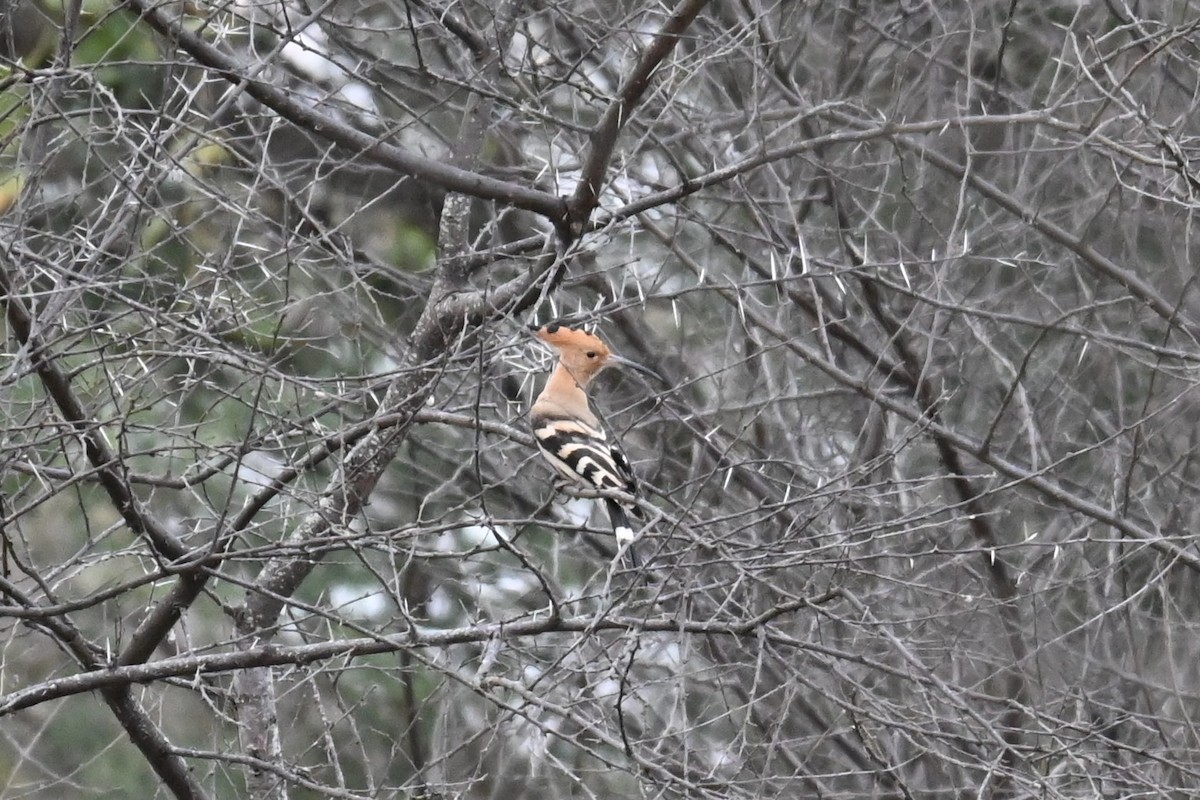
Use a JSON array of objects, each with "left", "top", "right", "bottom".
[{"left": 533, "top": 322, "right": 611, "bottom": 358}]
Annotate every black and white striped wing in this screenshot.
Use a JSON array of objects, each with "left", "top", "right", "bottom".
[{"left": 530, "top": 415, "right": 637, "bottom": 496}]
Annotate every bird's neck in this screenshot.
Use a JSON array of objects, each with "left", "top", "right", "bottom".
[{"left": 534, "top": 363, "right": 595, "bottom": 420}]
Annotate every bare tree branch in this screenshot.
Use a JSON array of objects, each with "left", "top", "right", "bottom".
[{"left": 120, "top": 0, "right": 568, "bottom": 221}]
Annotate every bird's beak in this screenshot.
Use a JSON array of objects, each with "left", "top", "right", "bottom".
[{"left": 609, "top": 353, "right": 666, "bottom": 384}]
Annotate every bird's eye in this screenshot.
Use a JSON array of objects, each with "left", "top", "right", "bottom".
[{"left": 586, "top": 351, "right": 597, "bottom": 359}]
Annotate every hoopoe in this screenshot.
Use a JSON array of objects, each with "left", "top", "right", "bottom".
[{"left": 528, "top": 322, "right": 647, "bottom": 562}]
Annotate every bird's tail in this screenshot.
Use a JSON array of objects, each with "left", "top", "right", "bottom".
[{"left": 606, "top": 499, "right": 641, "bottom": 568}]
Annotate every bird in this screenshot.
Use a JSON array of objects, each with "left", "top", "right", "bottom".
[{"left": 528, "top": 321, "right": 648, "bottom": 563}]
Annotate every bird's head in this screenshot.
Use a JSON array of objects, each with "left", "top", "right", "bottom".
[
  {"left": 530, "top": 321, "right": 664, "bottom": 389},
  {"left": 530, "top": 322, "right": 614, "bottom": 385}
]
